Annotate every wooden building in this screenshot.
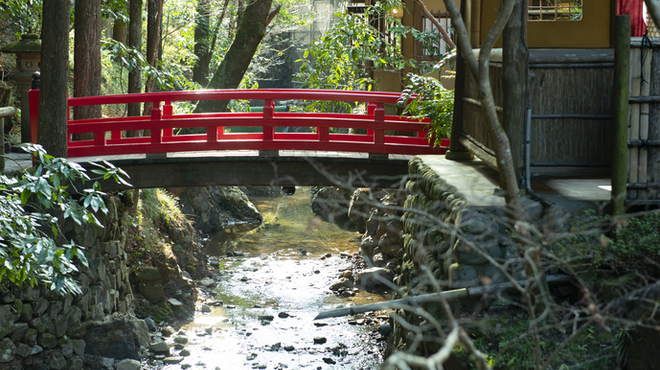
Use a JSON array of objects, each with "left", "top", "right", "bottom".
[{"left": 444, "top": 0, "right": 621, "bottom": 191}]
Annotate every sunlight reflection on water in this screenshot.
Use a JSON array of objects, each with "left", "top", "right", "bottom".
[{"left": 175, "top": 188, "right": 388, "bottom": 370}]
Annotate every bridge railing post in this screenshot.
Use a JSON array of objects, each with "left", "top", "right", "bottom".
[
  {"left": 367, "top": 102, "right": 376, "bottom": 137},
  {"left": 163, "top": 101, "right": 173, "bottom": 138},
  {"left": 373, "top": 103, "right": 385, "bottom": 145},
  {"left": 150, "top": 101, "right": 162, "bottom": 145},
  {"left": 260, "top": 99, "right": 277, "bottom": 157}
]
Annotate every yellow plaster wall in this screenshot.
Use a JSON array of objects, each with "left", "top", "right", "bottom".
[{"left": 480, "top": 0, "right": 611, "bottom": 48}]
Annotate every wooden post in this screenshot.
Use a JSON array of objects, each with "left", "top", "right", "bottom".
[
  {"left": 502, "top": 0, "right": 528, "bottom": 184},
  {"left": 612, "top": 15, "right": 631, "bottom": 215},
  {"left": 445, "top": 0, "right": 472, "bottom": 161},
  {"left": 0, "top": 107, "right": 15, "bottom": 169}
]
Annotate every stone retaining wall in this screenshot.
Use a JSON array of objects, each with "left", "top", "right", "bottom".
[
  {"left": 0, "top": 195, "right": 137, "bottom": 369},
  {"left": 388, "top": 156, "right": 558, "bottom": 354}
]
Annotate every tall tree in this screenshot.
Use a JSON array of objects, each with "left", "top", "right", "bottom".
[
  {"left": 112, "top": 0, "right": 128, "bottom": 44},
  {"left": 38, "top": 0, "right": 70, "bottom": 157},
  {"left": 142, "top": 0, "right": 163, "bottom": 115},
  {"left": 192, "top": 0, "right": 212, "bottom": 86},
  {"left": 195, "top": 0, "right": 280, "bottom": 113},
  {"left": 127, "top": 0, "right": 143, "bottom": 136},
  {"left": 73, "top": 0, "right": 102, "bottom": 140}
]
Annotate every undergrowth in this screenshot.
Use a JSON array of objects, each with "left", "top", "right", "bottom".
[{"left": 124, "top": 188, "right": 202, "bottom": 276}]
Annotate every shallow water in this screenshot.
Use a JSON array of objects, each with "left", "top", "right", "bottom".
[{"left": 171, "top": 188, "right": 390, "bottom": 370}]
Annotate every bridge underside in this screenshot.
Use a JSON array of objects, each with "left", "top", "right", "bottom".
[{"left": 80, "top": 153, "right": 413, "bottom": 190}]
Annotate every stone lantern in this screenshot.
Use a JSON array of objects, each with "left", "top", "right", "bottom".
[{"left": 1, "top": 33, "right": 41, "bottom": 143}]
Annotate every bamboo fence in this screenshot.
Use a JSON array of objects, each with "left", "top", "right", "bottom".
[{"left": 626, "top": 38, "right": 660, "bottom": 204}]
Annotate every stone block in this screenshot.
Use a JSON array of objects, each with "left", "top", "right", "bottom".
[
  {"left": 62, "top": 294, "right": 72, "bottom": 314},
  {"left": 45, "top": 350, "right": 67, "bottom": 369},
  {"left": 39, "top": 314, "right": 54, "bottom": 333},
  {"left": 23, "top": 328, "right": 37, "bottom": 346},
  {"left": 38, "top": 333, "right": 57, "bottom": 349},
  {"left": 67, "top": 306, "right": 82, "bottom": 329},
  {"left": 53, "top": 313, "right": 68, "bottom": 337},
  {"left": 454, "top": 240, "right": 505, "bottom": 266},
  {"left": 10, "top": 323, "right": 28, "bottom": 343},
  {"left": 49, "top": 301, "right": 63, "bottom": 319},
  {"left": 60, "top": 339, "right": 73, "bottom": 358},
  {"left": 28, "top": 317, "right": 46, "bottom": 333},
  {"left": 34, "top": 298, "right": 49, "bottom": 318},
  {"left": 116, "top": 358, "right": 141, "bottom": 370},
  {"left": 0, "top": 321, "right": 13, "bottom": 341},
  {"left": 18, "top": 285, "right": 40, "bottom": 303},
  {"left": 19, "top": 303, "right": 33, "bottom": 322},
  {"left": 71, "top": 339, "right": 85, "bottom": 356},
  {"left": 14, "top": 343, "right": 31, "bottom": 358},
  {"left": 67, "top": 356, "right": 83, "bottom": 370},
  {"left": 447, "top": 263, "right": 479, "bottom": 287},
  {"left": 0, "top": 285, "right": 15, "bottom": 304},
  {"left": 0, "top": 337, "right": 16, "bottom": 363},
  {"left": 91, "top": 303, "right": 105, "bottom": 321}
]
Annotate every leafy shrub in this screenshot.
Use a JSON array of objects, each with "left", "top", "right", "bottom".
[{"left": 0, "top": 144, "right": 129, "bottom": 294}]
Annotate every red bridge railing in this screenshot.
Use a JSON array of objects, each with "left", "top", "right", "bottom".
[{"left": 28, "top": 89, "right": 448, "bottom": 158}]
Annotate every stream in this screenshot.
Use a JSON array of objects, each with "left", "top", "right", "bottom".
[{"left": 160, "top": 187, "right": 391, "bottom": 370}]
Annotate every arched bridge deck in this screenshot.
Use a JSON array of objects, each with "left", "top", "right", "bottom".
[{"left": 28, "top": 89, "right": 448, "bottom": 189}]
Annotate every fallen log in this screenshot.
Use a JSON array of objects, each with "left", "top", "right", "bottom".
[{"left": 314, "top": 274, "right": 573, "bottom": 320}]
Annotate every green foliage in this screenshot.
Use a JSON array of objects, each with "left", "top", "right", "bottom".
[
  {"left": 456, "top": 313, "right": 615, "bottom": 369},
  {"left": 555, "top": 210, "right": 660, "bottom": 278},
  {"left": 398, "top": 53, "right": 455, "bottom": 143},
  {"left": 0, "top": 145, "right": 130, "bottom": 294},
  {"left": 1, "top": 0, "right": 43, "bottom": 37}
]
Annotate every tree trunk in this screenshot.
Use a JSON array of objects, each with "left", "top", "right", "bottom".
[
  {"left": 142, "top": 0, "right": 163, "bottom": 116},
  {"left": 73, "top": 0, "right": 102, "bottom": 141},
  {"left": 112, "top": 0, "right": 128, "bottom": 45},
  {"left": 193, "top": 0, "right": 212, "bottom": 86},
  {"left": 39, "top": 0, "right": 70, "bottom": 158},
  {"left": 195, "top": 0, "right": 280, "bottom": 113},
  {"left": 127, "top": 0, "right": 143, "bottom": 136}
]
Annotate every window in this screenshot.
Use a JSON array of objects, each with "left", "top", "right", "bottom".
[
  {"left": 528, "top": 0, "right": 583, "bottom": 22},
  {"left": 421, "top": 14, "right": 452, "bottom": 57}
]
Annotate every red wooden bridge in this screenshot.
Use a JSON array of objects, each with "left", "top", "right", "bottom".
[{"left": 28, "top": 89, "right": 448, "bottom": 189}]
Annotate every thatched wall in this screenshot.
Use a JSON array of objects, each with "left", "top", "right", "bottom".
[{"left": 456, "top": 49, "right": 614, "bottom": 175}]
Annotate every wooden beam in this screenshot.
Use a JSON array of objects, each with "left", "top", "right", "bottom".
[{"left": 612, "top": 15, "right": 631, "bottom": 215}]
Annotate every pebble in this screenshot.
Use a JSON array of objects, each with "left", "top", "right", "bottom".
[
  {"left": 247, "top": 353, "right": 258, "bottom": 360},
  {"left": 284, "top": 345, "right": 295, "bottom": 351},
  {"left": 205, "top": 327, "right": 213, "bottom": 335},
  {"left": 323, "top": 357, "right": 337, "bottom": 364},
  {"left": 161, "top": 326, "right": 175, "bottom": 337},
  {"left": 180, "top": 349, "right": 191, "bottom": 356},
  {"left": 277, "top": 312, "right": 290, "bottom": 318},
  {"left": 313, "top": 337, "right": 327, "bottom": 344},
  {"left": 313, "top": 322, "right": 328, "bottom": 327},
  {"left": 144, "top": 318, "right": 157, "bottom": 332},
  {"left": 163, "top": 357, "right": 184, "bottom": 364},
  {"left": 258, "top": 315, "right": 274, "bottom": 321},
  {"left": 201, "top": 305, "right": 212, "bottom": 313},
  {"left": 174, "top": 336, "right": 189, "bottom": 344},
  {"left": 379, "top": 323, "right": 392, "bottom": 336}
]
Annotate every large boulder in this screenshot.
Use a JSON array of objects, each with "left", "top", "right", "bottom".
[
  {"left": 176, "top": 186, "right": 263, "bottom": 235},
  {"left": 82, "top": 316, "right": 149, "bottom": 360}
]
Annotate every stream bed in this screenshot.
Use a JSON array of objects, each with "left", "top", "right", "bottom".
[{"left": 161, "top": 188, "right": 391, "bottom": 370}]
